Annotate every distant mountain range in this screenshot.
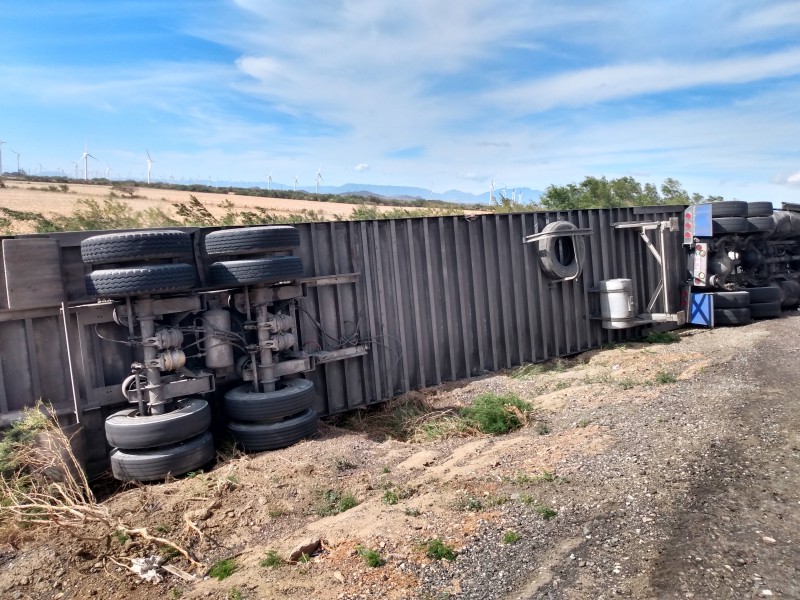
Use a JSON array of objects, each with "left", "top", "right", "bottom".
[{"left": 320, "top": 183, "right": 543, "bottom": 204}]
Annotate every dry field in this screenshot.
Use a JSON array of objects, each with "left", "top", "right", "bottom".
[{"left": 0, "top": 180, "right": 397, "bottom": 232}]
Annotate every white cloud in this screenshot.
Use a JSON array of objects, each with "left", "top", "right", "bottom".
[
  {"left": 787, "top": 172, "right": 800, "bottom": 185},
  {"left": 354, "top": 163, "right": 370, "bottom": 172}
]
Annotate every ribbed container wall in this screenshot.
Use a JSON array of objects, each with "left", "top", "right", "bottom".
[{"left": 293, "top": 207, "right": 684, "bottom": 413}]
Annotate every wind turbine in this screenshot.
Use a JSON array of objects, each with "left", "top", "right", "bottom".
[
  {"left": 71, "top": 161, "right": 79, "bottom": 180},
  {"left": 10, "top": 149, "right": 21, "bottom": 173},
  {"left": 267, "top": 171, "right": 273, "bottom": 191},
  {"left": 146, "top": 150, "right": 154, "bottom": 184},
  {"left": 80, "top": 144, "right": 97, "bottom": 181},
  {"left": 315, "top": 166, "right": 323, "bottom": 195},
  {"left": 490, "top": 179, "right": 495, "bottom": 203},
  {"left": 105, "top": 163, "right": 112, "bottom": 180},
  {"left": 293, "top": 176, "right": 299, "bottom": 191},
  {"left": 0, "top": 140, "right": 6, "bottom": 175}
]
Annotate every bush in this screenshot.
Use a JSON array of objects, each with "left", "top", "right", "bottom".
[
  {"left": 208, "top": 558, "right": 237, "bottom": 580},
  {"left": 459, "top": 393, "right": 531, "bottom": 434},
  {"left": 423, "top": 539, "right": 457, "bottom": 561}
]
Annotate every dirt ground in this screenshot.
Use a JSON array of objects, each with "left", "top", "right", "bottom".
[
  {"left": 0, "top": 314, "right": 798, "bottom": 599},
  {"left": 0, "top": 180, "right": 395, "bottom": 232}
]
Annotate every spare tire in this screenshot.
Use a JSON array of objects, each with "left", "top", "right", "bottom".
[
  {"left": 81, "top": 230, "right": 193, "bottom": 265},
  {"left": 537, "top": 221, "right": 585, "bottom": 280},
  {"left": 746, "top": 202, "right": 774, "bottom": 217},
  {"left": 204, "top": 226, "right": 301, "bottom": 256},
  {"left": 711, "top": 201, "right": 748, "bottom": 218}
]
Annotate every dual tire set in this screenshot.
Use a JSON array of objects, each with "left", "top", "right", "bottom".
[
  {"left": 202, "top": 227, "right": 319, "bottom": 451},
  {"left": 712, "top": 285, "right": 788, "bottom": 326},
  {"left": 710, "top": 201, "right": 777, "bottom": 235},
  {"left": 81, "top": 226, "right": 315, "bottom": 481}
]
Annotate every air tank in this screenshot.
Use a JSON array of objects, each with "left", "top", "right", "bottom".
[
  {"left": 203, "top": 309, "right": 235, "bottom": 369},
  {"left": 599, "top": 279, "right": 635, "bottom": 329}
]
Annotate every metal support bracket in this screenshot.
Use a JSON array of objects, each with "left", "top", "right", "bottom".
[{"left": 522, "top": 228, "right": 594, "bottom": 244}]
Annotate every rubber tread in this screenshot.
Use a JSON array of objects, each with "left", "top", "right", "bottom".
[
  {"left": 711, "top": 291, "right": 749, "bottom": 309},
  {"left": 746, "top": 286, "right": 782, "bottom": 303},
  {"left": 779, "top": 280, "right": 800, "bottom": 307},
  {"left": 207, "top": 256, "right": 303, "bottom": 287},
  {"left": 228, "top": 409, "right": 318, "bottom": 452},
  {"left": 749, "top": 301, "right": 782, "bottom": 319},
  {"left": 204, "top": 226, "right": 300, "bottom": 256},
  {"left": 747, "top": 216, "right": 777, "bottom": 234},
  {"left": 712, "top": 217, "right": 749, "bottom": 234},
  {"left": 710, "top": 201, "right": 748, "bottom": 218},
  {"left": 105, "top": 398, "right": 210, "bottom": 450},
  {"left": 110, "top": 431, "right": 215, "bottom": 481},
  {"left": 224, "top": 379, "right": 315, "bottom": 422},
  {"left": 746, "top": 202, "right": 774, "bottom": 217},
  {"left": 713, "top": 308, "right": 751, "bottom": 326},
  {"left": 81, "top": 230, "right": 192, "bottom": 265},
  {"left": 86, "top": 264, "right": 197, "bottom": 297},
  {"left": 537, "top": 221, "right": 585, "bottom": 280}
]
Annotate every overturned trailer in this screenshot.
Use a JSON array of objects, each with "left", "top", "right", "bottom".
[{"left": 0, "top": 205, "right": 695, "bottom": 479}]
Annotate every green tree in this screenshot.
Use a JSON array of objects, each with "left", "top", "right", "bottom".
[{"left": 660, "top": 178, "right": 690, "bottom": 205}]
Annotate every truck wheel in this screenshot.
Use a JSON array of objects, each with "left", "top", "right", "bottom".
[
  {"left": 779, "top": 280, "right": 800, "bottom": 307},
  {"left": 81, "top": 230, "right": 193, "bottom": 265},
  {"left": 747, "top": 216, "right": 776, "bottom": 234},
  {"left": 203, "top": 226, "right": 301, "bottom": 256},
  {"left": 713, "top": 308, "right": 751, "bottom": 326},
  {"left": 110, "top": 431, "right": 215, "bottom": 482},
  {"left": 746, "top": 286, "right": 782, "bottom": 303},
  {"left": 224, "top": 379, "right": 315, "bottom": 421},
  {"left": 749, "top": 301, "right": 782, "bottom": 319},
  {"left": 711, "top": 201, "right": 748, "bottom": 218},
  {"left": 711, "top": 291, "right": 749, "bottom": 309},
  {"left": 712, "top": 217, "right": 749, "bottom": 234},
  {"left": 228, "top": 409, "right": 318, "bottom": 452},
  {"left": 105, "top": 398, "right": 210, "bottom": 450},
  {"left": 207, "top": 256, "right": 303, "bottom": 287},
  {"left": 746, "top": 202, "right": 774, "bottom": 217},
  {"left": 86, "top": 264, "right": 197, "bottom": 298}
]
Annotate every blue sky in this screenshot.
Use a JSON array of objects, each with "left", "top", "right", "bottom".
[{"left": 2, "top": 0, "right": 800, "bottom": 202}]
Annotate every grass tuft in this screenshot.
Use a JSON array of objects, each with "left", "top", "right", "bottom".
[
  {"left": 208, "top": 558, "right": 237, "bottom": 581},
  {"left": 645, "top": 331, "right": 680, "bottom": 344},
  {"left": 503, "top": 531, "right": 522, "bottom": 544},
  {"left": 315, "top": 489, "right": 359, "bottom": 516},
  {"left": 260, "top": 550, "right": 283, "bottom": 568},
  {"left": 357, "top": 546, "right": 386, "bottom": 568},
  {"left": 460, "top": 393, "right": 531, "bottom": 435},
  {"left": 423, "top": 538, "right": 457, "bottom": 561},
  {"left": 654, "top": 371, "right": 677, "bottom": 385}
]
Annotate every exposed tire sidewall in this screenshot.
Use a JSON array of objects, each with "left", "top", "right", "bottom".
[
  {"left": 203, "top": 226, "right": 301, "bottom": 256},
  {"left": 710, "top": 201, "right": 748, "bottom": 218},
  {"left": 537, "top": 221, "right": 584, "bottom": 280},
  {"left": 224, "top": 379, "right": 315, "bottom": 421},
  {"left": 86, "top": 264, "right": 197, "bottom": 298},
  {"left": 105, "top": 398, "right": 211, "bottom": 450},
  {"left": 110, "top": 431, "right": 215, "bottom": 481},
  {"left": 207, "top": 256, "right": 303, "bottom": 287},
  {"left": 228, "top": 409, "right": 318, "bottom": 452}
]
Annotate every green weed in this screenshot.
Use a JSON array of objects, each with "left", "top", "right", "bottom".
[
  {"left": 423, "top": 539, "right": 457, "bottom": 561},
  {"left": 260, "top": 550, "right": 283, "bottom": 568},
  {"left": 503, "top": 531, "right": 521, "bottom": 544},
  {"left": 315, "top": 489, "right": 359, "bottom": 516},
  {"left": 645, "top": 331, "right": 680, "bottom": 344},
  {"left": 208, "top": 558, "right": 237, "bottom": 581},
  {"left": 357, "top": 546, "right": 386, "bottom": 568},
  {"left": 460, "top": 393, "right": 532, "bottom": 435},
  {"left": 654, "top": 371, "right": 677, "bottom": 385}
]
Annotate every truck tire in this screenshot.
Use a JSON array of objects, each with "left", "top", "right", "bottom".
[
  {"left": 746, "top": 286, "right": 782, "bottom": 303},
  {"left": 713, "top": 308, "right": 751, "bottom": 326},
  {"left": 711, "top": 291, "right": 749, "bottom": 309},
  {"left": 712, "top": 217, "right": 749, "bottom": 234},
  {"left": 747, "top": 216, "right": 776, "bottom": 234},
  {"left": 110, "top": 431, "right": 215, "bottom": 481},
  {"left": 773, "top": 212, "right": 792, "bottom": 238},
  {"left": 746, "top": 202, "right": 774, "bottom": 217},
  {"left": 224, "top": 379, "right": 315, "bottom": 422},
  {"left": 86, "top": 264, "right": 197, "bottom": 298},
  {"left": 749, "top": 301, "right": 782, "bottom": 319},
  {"left": 711, "top": 201, "right": 748, "bottom": 218},
  {"left": 81, "top": 230, "right": 193, "bottom": 265},
  {"left": 779, "top": 280, "right": 800, "bottom": 307},
  {"left": 105, "top": 398, "right": 210, "bottom": 450},
  {"left": 537, "top": 221, "right": 585, "bottom": 280},
  {"left": 207, "top": 256, "right": 303, "bottom": 288},
  {"left": 204, "top": 226, "right": 300, "bottom": 256},
  {"left": 228, "top": 409, "right": 318, "bottom": 452}
]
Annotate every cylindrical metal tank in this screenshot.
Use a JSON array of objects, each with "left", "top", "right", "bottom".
[
  {"left": 599, "top": 278, "right": 635, "bottom": 329},
  {"left": 203, "top": 309, "right": 235, "bottom": 368}
]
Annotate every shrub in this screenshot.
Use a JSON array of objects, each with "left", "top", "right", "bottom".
[
  {"left": 260, "top": 550, "right": 283, "bottom": 568},
  {"left": 357, "top": 546, "right": 386, "bottom": 567},
  {"left": 460, "top": 393, "right": 531, "bottom": 434},
  {"left": 315, "top": 489, "right": 358, "bottom": 516},
  {"left": 423, "top": 539, "right": 457, "bottom": 561},
  {"left": 208, "top": 558, "right": 237, "bottom": 581}
]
